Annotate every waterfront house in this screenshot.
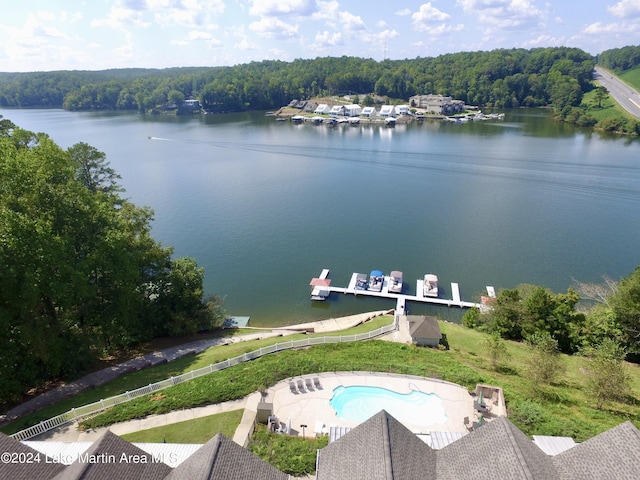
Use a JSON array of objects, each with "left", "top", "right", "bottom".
[
  {"left": 379, "top": 105, "right": 394, "bottom": 117},
  {"left": 409, "top": 94, "right": 465, "bottom": 115},
  {"left": 344, "top": 104, "right": 362, "bottom": 117},
  {"left": 361, "top": 106, "right": 376, "bottom": 117},
  {"left": 314, "top": 104, "right": 331, "bottom": 114},
  {"left": 330, "top": 105, "right": 345, "bottom": 116},
  {"left": 395, "top": 105, "right": 409, "bottom": 116}
]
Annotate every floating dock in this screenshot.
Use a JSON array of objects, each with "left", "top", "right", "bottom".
[{"left": 313, "top": 269, "right": 489, "bottom": 310}]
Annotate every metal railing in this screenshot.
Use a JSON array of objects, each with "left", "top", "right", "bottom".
[{"left": 11, "top": 322, "right": 397, "bottom": 441}]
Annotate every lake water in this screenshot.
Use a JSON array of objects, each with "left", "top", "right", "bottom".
[{"left": 2, "top": 108, "right": 640, "bottom": 326}]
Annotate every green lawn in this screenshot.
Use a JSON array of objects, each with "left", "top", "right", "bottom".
[
  {"left": 1, "top": 315, "right": 392, "bottom": 435},
  {"left": 620, "top": 67, "right": 640, "bottom": 91},
  {"left": 4, "top": 315, "right": 639, "bottom": 444},
  {"left": 120, "top": 409, "right": 243, "bottom": 444},
  {"left": 581, "top": 85, "right": 637, "bottom": 123}
]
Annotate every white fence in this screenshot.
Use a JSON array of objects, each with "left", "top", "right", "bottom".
[{"left": 11, "top": 322, "right": 397, "bottom": 442}]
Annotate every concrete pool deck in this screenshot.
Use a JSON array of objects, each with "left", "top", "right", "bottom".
[{"left": 258, "top": 372, "right": 475, "bottom": 437}]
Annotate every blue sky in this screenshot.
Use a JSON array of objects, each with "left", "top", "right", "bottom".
[{"left": 1, "top": 0, "right": 640, "bottom": 72}]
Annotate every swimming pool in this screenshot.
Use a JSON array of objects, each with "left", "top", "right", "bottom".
[{"left": 329, "top": 385, "right": 447, "bottom": 426}]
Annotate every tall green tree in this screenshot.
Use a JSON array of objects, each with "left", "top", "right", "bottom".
[
  {"left": 609, "top": 266, "right": 640, "bottom": 355},
  {"left": 0, "top": 124, "right": 221, "bottom": 408}
]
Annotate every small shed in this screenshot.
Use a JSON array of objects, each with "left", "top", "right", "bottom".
[
  {"left": 314, "top": 104, "right": 331, "bottom": 114},
  {"left": 407, "top": 315, "right": 442, "bottom": 347}
]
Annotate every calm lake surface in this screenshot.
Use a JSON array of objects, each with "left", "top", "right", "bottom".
[{"left": 3, "top": 108, "right": 640, "bottom": 326}]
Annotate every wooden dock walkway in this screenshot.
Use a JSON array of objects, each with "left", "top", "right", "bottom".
[{"left": 316, "top": 270, "right": 487, "bottom": 309}]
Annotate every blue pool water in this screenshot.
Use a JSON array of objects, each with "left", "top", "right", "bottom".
[{"left": 329, "top": 385, "right": 447, "bottom": 426}]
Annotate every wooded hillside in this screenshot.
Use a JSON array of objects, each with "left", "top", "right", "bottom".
[{"left": 0, "top": 47, "right": 594, "bottom": 113}]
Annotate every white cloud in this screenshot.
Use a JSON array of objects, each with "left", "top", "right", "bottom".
[
  {"left": 413, "top": 3, "right": 451, "bottom": 24},
  {"left": 411, "top": 3, "right": 461, "bottom": 35},
  {"left": 249, "top": 0, "right": 318, "bottom": 17},
  {"left": 249, "top": 17, "right": 299, "bottom": 39},
  {"left": 92, "top": 0, "right": 224, "bottom": 30},
  {"left": 521, "top": 33, "right": 566, "bottom": 48},
  {"left": 338, "top": 10, "right": 366, "bottom": 33},
  {"left": 234, "top": 37, "right": 260, "bottom": 51},
  {"left": 583, "top": 21, "right": 638, "bottom": 34},
  {"left": 396, "top": 8, "right": 412, "bottom": 16},
  {"left": 608, "top": 0, "right": 640, "bottom": 19},
  {"left": 315, "top": 30, "right": 343, "bottom": 47},
  {"left": 456, "top": 0, "right": 545, "bottom": 30},
  {"left": 171, "top": 29, "right": 223, "bottom": 47}
]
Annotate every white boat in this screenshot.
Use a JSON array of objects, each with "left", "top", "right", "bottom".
[
  {"left": 348, "top": 117, "right": 360, "bottom": 125},
  {"left": 355, "top": 273, "right": 368, "bottom": 290},
  {"left": 291, "top": 115, "right": 305, "bottom": 123},
  {"left": 388, "top": 271, "right": 403, "bottom": 294},
  {"left": 368, "top": 270, "right": 384, "bottom": 292},
  {"left": 385, "top": 116, "right": 396, "bottom": 126},
  {"left": 311, "top": 116, "right": 324, "bottom": 124},
  {"left": 423, "top": 274, "right": 438, "bottom": 297}
]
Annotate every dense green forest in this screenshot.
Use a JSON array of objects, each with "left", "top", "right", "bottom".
[
  {"left": 0, "top": 117, "right": 223, "bottom": 409},
  {"left": 0, "top": 47, "right": 595, "bottom": 113},
  {"left": 597, "top": 45, "right": 640, "bottom": 73}
]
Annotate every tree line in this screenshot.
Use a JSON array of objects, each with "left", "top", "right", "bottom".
[
  {"left": 463, "top": 269, "right": 640, "bottom": 358},
  {"left": 0, "top": 47, "right": 595, "bottom": 114},
  {"left": 0, "top": 116, "right": 223, "bottom": 410},
  {"left": 469, "top": 271, "right": 640, "bottom": 410},
  {"left": 597, "top": 45, "right": 640, "bottom": 73}
]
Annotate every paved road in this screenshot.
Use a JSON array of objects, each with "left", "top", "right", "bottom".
[{"left": 593, "top": 66, "right": 640, "bottom": 118}]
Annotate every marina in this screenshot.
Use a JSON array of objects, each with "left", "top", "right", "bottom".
[{"left": 311, "top": 269, "right": 491, "bottom": 312}]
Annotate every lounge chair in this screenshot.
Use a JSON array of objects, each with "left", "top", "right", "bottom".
[
  {"left": 313, "top": 377, "right": 321, "bottom": 389},
  {"left": 289, "top": 381, "right": 297, "bottom": 394},
  {"left": 305, "top": 378, "right": 314, "bottom": 390},
  {"left": 296, "top": 379, "right": 305, "bottom": 392}
]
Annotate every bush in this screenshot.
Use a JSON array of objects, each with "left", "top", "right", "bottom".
[{"left": 249, "top": 424, "right": 328, "bottom": 476}]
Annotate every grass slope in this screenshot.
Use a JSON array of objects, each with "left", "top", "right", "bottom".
[
  {"left": 74, "top": 322, "right": 639, "bottom": 442},
  {"left": 1, "top": 316, "right": 392, "bottom": 434},
  {"left": 120, "top": 409, "right": 243, "bottom": 444},
  {"left": 620, "top": 67, "right": 640, "bottom": 91},
  {"left": 4, "top": 317, "right": 638, "bottom": 443}
]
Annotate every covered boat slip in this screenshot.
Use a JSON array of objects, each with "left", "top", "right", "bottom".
[{"left": 312, "top": 269, "right": 489, "bottom": 309}]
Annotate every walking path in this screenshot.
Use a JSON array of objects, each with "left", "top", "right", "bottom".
[{"left": 5, "top": 310, "right": 391, "bottom": 433}]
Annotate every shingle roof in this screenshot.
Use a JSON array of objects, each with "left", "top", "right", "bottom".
[
  {"left": 0, "top": 432, "right": 65, "bottom": 480},
  {"left": 51, "top": 430, "right": 170, "bottom": 480},
  {"left": 436, "top": 416, "right": 559, "bottom": 480},
  {"left": 316, "top": 410, "right": 437, "bottom": 480},
  {"left": 164, "top": 433, "right": 288, "bottom": 480},
  {"left": 407, "top": 315, "right": 442, "bottom": 340},
  {"left": 552, "top": 421, "right": 640, "bottom": 480}
]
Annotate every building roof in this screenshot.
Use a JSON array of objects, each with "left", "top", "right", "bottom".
[
  {"left": 164, "top": 433, "right": 287, "bottom": 480},
  {"left": 6, "top": 411, "right": 640, "bottom": 479},
  {"left": 436, "top": 416, "right": 559, "bottom": 479},
  {"left": 407, "top": 315, "right": 442, "bottom": 340},
  {"left": 552, "top": 421, "right": 640, "bottom": 480},
  {"left": 0, "top": 432, "right": 65, "bottom": 480},
  {"left": 317, "top": 410, "right": 437, "bottom": 480},
  {"left": 51, "top": 430, "right": 171, "bottom": 480}
]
